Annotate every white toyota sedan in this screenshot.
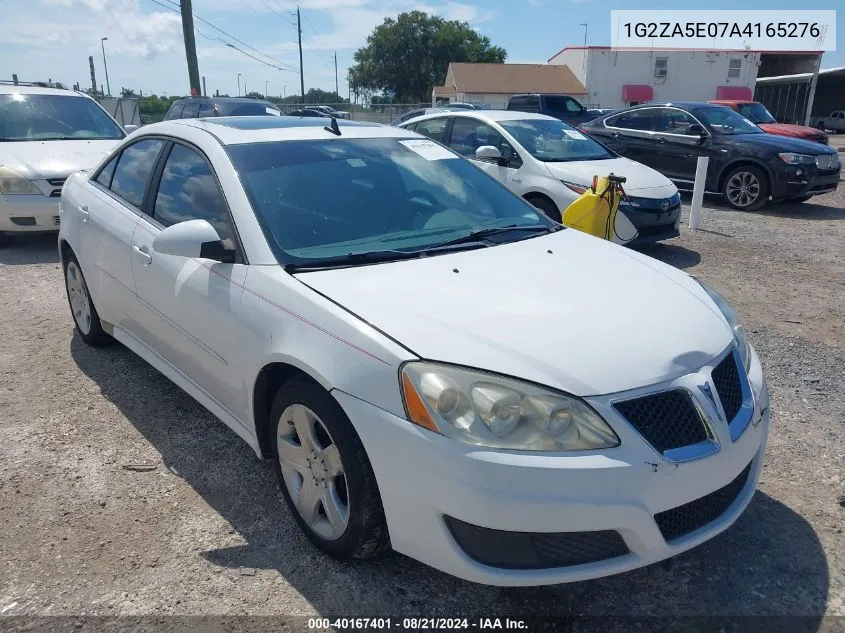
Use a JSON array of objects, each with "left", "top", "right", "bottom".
[
  {"left": 399, "top": 110, "right": 681, "bottom": 243},
  {"left": 59, "top": 116, "right": 769, "bottom": 586}
]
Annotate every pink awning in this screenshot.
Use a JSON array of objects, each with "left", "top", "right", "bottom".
[
  {"left": 715, "top": 86, "right": 753, "bottom": 100},
  {"left": 621, "top": 84, "right": 653, "bottom": 103}
]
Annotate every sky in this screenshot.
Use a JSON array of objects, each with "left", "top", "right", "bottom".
[{"left": 2, "top": 0, "right": 842, "bottom": 100}]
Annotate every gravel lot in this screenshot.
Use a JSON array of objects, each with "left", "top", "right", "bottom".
[{"left": 1, "top": 187, "right": 843, "bottom": 631}]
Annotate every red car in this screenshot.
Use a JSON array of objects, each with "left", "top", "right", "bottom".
[{"left": 710, "top": 100, "right": 829, "bottom": 145}]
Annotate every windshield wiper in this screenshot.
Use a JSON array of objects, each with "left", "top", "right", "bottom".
[{"left": 432, "top": 224, "right": 557, "bottom": 249}]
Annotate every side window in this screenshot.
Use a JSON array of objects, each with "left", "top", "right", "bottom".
[
  {"left": 198, "top": 101, "right": 215, "bottom": 117},
  {"left": 500, "top": 139, "right": 522, "bottom": 169},
  {"left": 728, "top": 58, "right": 742, "bottom": 79},
  {"left": 94, "top": 154, "right": 119, "bottom": 188},
  {"left": 606, "top": 109, "right": 657, "bottom": 132},
  {"left": 110, "top": 139, "right": 166, "bottom": 208},
  {"left": 448, "top": 117, "right": 488, "bottom": 157},
  {"left": 656, "top": 109, "right": 697, "bottom": 134},
  {"left": 414, "top": 117, "right": 449, "bottom": 143},
  {"left": 403, "top": 122, "right": 417, "bottom": 132},
  {"left": 181, "top": 102, "right": 201, "bottom": 118},
  {"left": 164, "top": 102, "right": 185, "bottom": 120},
  {"left": 654, "top": 57, "right": 669, "bottom": 78},
  {"left": 153, "top": 144, "right": 235, "bottom": 246}
]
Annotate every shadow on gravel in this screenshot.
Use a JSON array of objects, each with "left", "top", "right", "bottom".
[
  {"left": 678, "top": 191, "right": 845, "bottom": 221},
  {"left": 0, "top": 233, "right": 60, "bottom": 265},
  {"left": 633, "top": 242, "right": 702, "bottom": 270},
  {"left": 70, "top": 335, "right": 830, "bottom": 627}
]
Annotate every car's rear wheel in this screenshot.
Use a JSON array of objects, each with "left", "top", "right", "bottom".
[
  {"left": 723, "top": 166, "right": 769, "bottom": 211},
  {"left": 0, "top": 232, "right": 14, "bottom": 248},
  {"left": 63, "top": 253, "right": 111, "bottom": 346},
  {"left": 271, "top": 379, "right": 389, "bottom": 560},
  {"left": 525, "top": 194, "right": 562, "bottom": 223}
]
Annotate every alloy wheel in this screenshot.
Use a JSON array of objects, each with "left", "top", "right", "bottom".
[
  {"left": 277, "top": 404, "right": 349, "bottom": 541},
  {"left": 726, "top": 171, "right": 761, "bottom": 209},
  {"left": 66, "top": 261, "right": 92, "bottom": 335}
]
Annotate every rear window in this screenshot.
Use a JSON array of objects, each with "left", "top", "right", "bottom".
[
  {"left": 216, "top": 101, "right": 280, "bottom": 116},
  {"left": 164, "top": 102, "right": 185, "bottom": 120},
  {"left": 543, "top": 96, "right": 584, "bottom": 114}
]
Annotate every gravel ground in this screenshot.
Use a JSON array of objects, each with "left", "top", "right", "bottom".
[{"left": 0, "top": 188, "right": 843, "bottom": 631}]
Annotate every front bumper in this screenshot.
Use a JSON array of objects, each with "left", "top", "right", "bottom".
[
  {"left": 337, "top": 346, "right": 769, "bottom": 586},
  {"left": 771, "top": 163, "right": 841, "bottom": 199},
  {"left": 0, "top": 193, "right": 62, "bottom": 233}
]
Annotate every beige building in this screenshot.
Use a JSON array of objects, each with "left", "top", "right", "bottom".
[{"left": 432, "top": 63, "right": 586, "bottom": 109}]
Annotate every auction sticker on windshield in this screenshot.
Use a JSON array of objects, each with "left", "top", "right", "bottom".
[
  {"left": 563, "top": 130, "right": 588, "bottom": 140},
  {"left": 399, "top": 139, "right": 457, "bottom": 160}
]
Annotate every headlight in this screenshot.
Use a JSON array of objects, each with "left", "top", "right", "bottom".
[
  {"left": 0, "top": 166, "right": 40, "bottom": 195},
  {"left": 777, "top": 153, "right": 815, "bottom": 165},
  {"left": 561, "top": 180, "right": 588, "bottom": 194},
  {"left": 400, "top": 362, "right": 619, "bottom": 451},
  {"left": 697, "top": 280, "right": 751, "bottom": 371}
]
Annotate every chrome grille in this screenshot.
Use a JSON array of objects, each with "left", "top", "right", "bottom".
[
  {"left": 712, "top": 353, "right": 742, "bottom": 423},
  {"left": 816, "top": 154, "right": 837, "bottom": 170}
]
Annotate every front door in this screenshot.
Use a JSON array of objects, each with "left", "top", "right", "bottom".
[
  {"left": 446, "top": 116, "right": 522, "bottom": 190},
  {"left": 650, "top": 108, "right": 707, "bottom": 182},
  {"left": 130, "top": 141, "right": 248, "bottom": 418}
]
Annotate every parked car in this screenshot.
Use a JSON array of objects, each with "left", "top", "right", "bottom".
[
  {"left": 582, "top": 102, "right": 841, "bottom": 210},
  {"left": 59, "top": 114, "right": 769, "bottom": 586},
  {"left": 709, "top": 100, "right": 828, "bottom": 145},
  {"left": 286, "top": 108, "right": 331, "bottom": 118},
  {"left": 0, "top": 82, "right": 128, "bottom": 247},
  {"left": 311, "top": 105, "right": 350, "bottom": 119},
  {"left": 507, "top": 94, "right": 597, "bottom": 126},
  {"left": 164, "top": 96, "right": 282, "bottom": 120},
  {"left": 400, "top": 110, "right": 681, "bottom": 243},
  {"left": 390, "top": 107, "right": 449, "bottom": 125},
  {"left": 586, "top": 108, "right": 616, "bottom": 118},
  {"left": 810, "top": 110, "right": 845, "bottom": 132}
]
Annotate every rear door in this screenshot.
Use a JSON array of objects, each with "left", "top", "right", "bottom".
[
  {"left": 130, "top": 140, "right": 247, "bottom": 416},
  {"left": 599, "top": 108, "right": 661, "bottom": 167},
  {"left": 81, "top": 138, "right": 167, "bottom": 329}
]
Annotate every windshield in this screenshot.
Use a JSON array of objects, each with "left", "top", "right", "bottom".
[
  {"left": 543, "top": 96, "right": 584, "bottom": 114},
  {"left": 693, "top": 106, "right": 763, "bottom": 135},
  {"left": 217, "top": 101, "right": 280, "bottom": 116},
  {"left": 0, "top": 93, "right": 124, "bottom": 141},
  {"left": 227, "top": 138, "right": 554, "bottom": 266},
  {"left": 500, "top": 119, "right": 614, "bottom": 162},
  {"left": 736, "top": 103, "right": 776, "bottom": 124}
]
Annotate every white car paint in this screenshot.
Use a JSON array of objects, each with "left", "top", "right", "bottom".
[
  {"left": 399, "top": 109, "right": 679, "bottom": 217},
  {"left": 59, "top": 117, "right": 769, "bottom": 586},
  {"left": 0, "top": 85, "right": 124, "bottom": 235}
]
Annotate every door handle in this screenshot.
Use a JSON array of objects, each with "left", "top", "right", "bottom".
[
  {"left": 132, "top": 244, "right": 152, "bottom": 266},
  {"left": 78, "top": 205, "right": 89, "bottom": 222}
]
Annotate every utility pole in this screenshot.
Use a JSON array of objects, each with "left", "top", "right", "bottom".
[
  {"left": 88, "top": 56, "right": 97, "bottom": 94},
  {"left": 180, "top": 0, "right": 201, "bottom": 96},
  {"left": 297, "top": 6, "right": 305, "bottom": 103},
  {"left": 333, "top": 51, "right": 339, "bottom": 100},
  {"left": 100, "top": 38, "right": 111, "bottom": 96},
  {"left": 202, "top": 75, "right": 206, "bottom": 97}
]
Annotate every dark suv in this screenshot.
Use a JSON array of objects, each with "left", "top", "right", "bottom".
[
  {"left": 163, "top": 96, "right": 282, "bottom": 120},
  {"left": 506, "top": 94, "right": 596, "bottom": 126},
  {"left": 582, "top": 102, "right": 840, "bottom": 210}
]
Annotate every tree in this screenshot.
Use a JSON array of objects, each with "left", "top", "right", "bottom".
[
  {"left": 348, "top": 11, "right": 506, "bottom": 103},
  {"left": 246, "top": 91, "right": 265, "bottom": 99}
]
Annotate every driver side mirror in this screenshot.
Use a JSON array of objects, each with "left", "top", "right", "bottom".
[
  {"left": 152, "top": 219, "right": 236, "bottom": 263},
  {"left": 475, "top": 145, "right": 509, "bottom": 167},
  {"left": 686, "top": 123, "right": 707, "bottom": 140}
]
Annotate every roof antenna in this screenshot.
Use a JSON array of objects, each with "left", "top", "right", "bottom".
[{"left": 324, "top": 116, "right": 341, "bottom": 136}]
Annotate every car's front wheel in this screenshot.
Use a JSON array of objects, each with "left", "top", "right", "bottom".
[
  {"left": 63, "top": 252, "right": 111, "bottom": 346},
  {"left": 271, "top": 379, "right": 389, "bottom": 560},
  {"left": 723, "top": 165, "right": 770, "bottom": 211},
  {"left": 525, "top": 194, "right": 562, "bottom": 223}
]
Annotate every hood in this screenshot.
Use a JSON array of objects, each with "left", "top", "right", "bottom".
[
  {"left": 728, "top": 132, "right": 837, "bottom": 154},
  {"left": 0, "top": 139, "right": 120, "bottom": 179},
  {"left": 297, "top": 230, "right": 734, "bottom": 396},
  {"left": 544, "top": 157, "right": 676, "bottom": 194},
  {"left": 758, "top": 122, "right": 827, "bottom": 141}
]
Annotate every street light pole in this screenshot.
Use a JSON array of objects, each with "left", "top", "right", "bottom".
[
  {"left": 237, "top": 73, "right": 241, "bottom": 96},
  {"left": 283, "top": 85, "right": 286, "bottom": 99},
  {"left": 100, "top": 37, "right": 111, "bottom": 96},
  {"left": 265, "top": 80, "right": 269, "bottom": 98}
]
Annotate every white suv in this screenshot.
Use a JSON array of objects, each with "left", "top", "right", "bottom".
[{"left": 0, "top": 83, "right": 127, "bottom": 247}]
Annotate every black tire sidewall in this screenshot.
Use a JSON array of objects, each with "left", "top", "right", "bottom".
[
  {"left": 270, "top": 379, "right": 384, "bottom": 560},
  {"left": 723, "top": 165, "right": 770, "bottom": 211},
  {"left": 62, "top": 252, "right": 110, "bottom": 346},
  {"left": 526, "top": 195, "right": 562, "bottom": 223}
]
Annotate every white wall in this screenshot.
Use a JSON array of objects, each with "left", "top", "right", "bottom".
[
  {"left": 550, "top": 49, "right": 761, "bottom": 109},
  {"left": 455, "top": 92, "right": 511, "bottom": 109}
]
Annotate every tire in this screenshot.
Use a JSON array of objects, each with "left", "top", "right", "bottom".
[
  {"left": 722, "top": 165, "right": 770, "bottom": 211},
  {"left": 271, "top": 378, "right": 389, "bottom": 560},
  {"left": 526, "top": 195, "right": 562, "bottom": 223},
  {"left": 63, "top": 251, "right": 112, "bottom": 346},
  {"left": 0, "top": 232, "right": 14, "bottom": 248}
]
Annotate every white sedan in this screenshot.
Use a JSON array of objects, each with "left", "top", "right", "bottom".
[
  {"left": 399, "top": 110, "right": 681, "bottom": 243},
  {"left": 59, "top": 116, "right": 769, "bottom": 586}
]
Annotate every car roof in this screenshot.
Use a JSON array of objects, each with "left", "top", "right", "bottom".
[
  {"left": 402, "top": 109, "right": 559, "bottom": 125},
  {"left": 149, "top": 116, "right": 414, "bottom": 145},
  {"left": 630, "top": 101, "right": 716, "bottom": 110},
  {"left": 0, "top": 84, "right": 87, "bottom": 97}
]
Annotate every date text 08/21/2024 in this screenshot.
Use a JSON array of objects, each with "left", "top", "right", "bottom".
[{"left": 307, "top": 617, "right": 529, "bottom": 630}]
